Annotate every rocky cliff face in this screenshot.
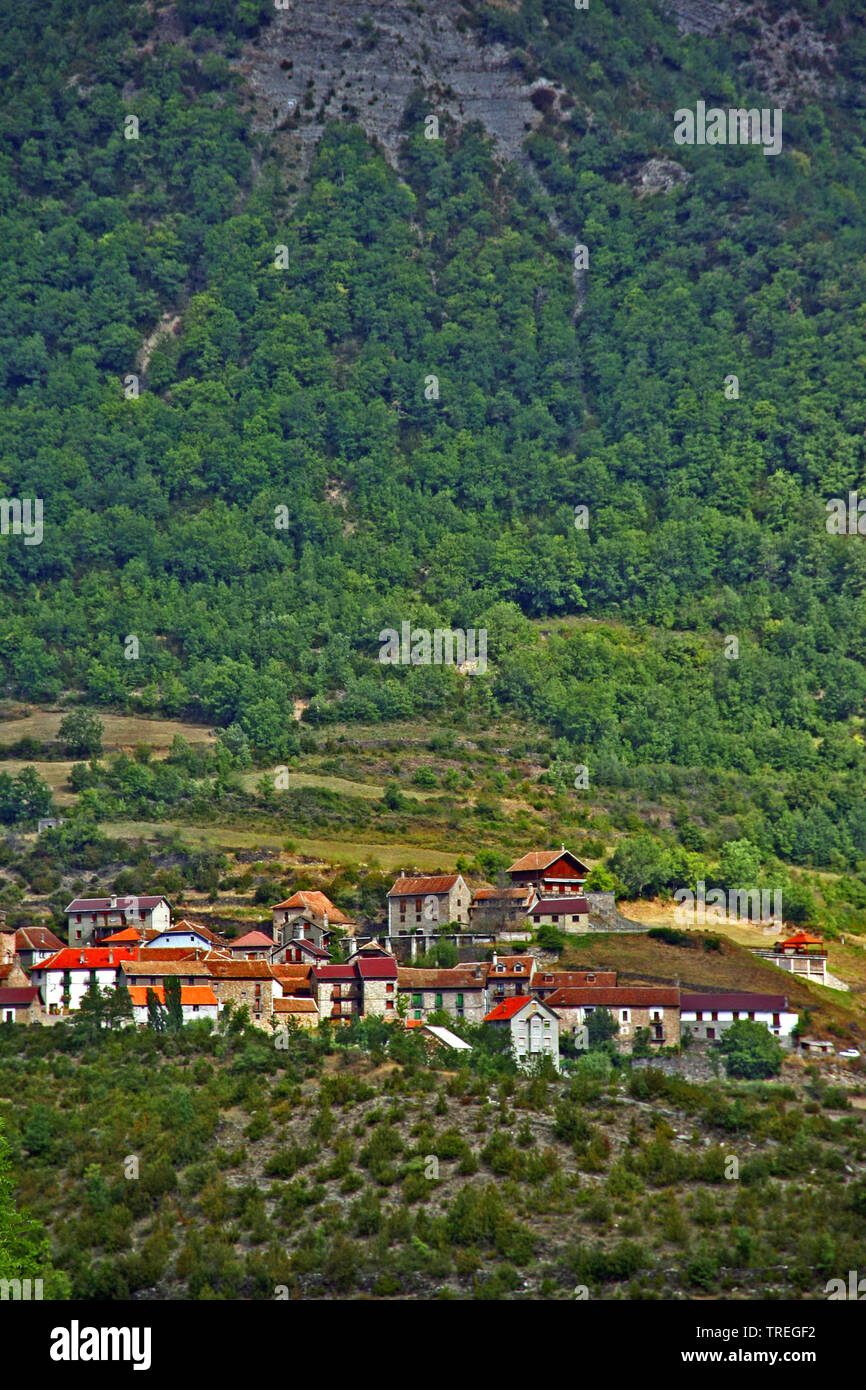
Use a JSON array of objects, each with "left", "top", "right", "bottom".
[{"left": 234, "top": 0, "right": 543, "bottom": 170}]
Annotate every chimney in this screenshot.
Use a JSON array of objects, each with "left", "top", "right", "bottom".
[
  {"left": 79, "top": 952, "right": 84, "bottom": 964},
  {"left": 110, "top": 896, "right": 117, "bottom": 910},
  {"left": 474, "top": 964, "right": 482, "bottom": 980},
  {"left": 492, "top": 952, "right": 498, "bottom": 966}
]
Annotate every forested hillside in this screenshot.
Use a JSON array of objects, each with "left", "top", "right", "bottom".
[{"left": 2, "top": 0, "right": 866, "bottom": 872}]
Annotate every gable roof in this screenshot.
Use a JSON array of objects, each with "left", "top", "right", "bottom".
[
  {"left": 545, "top": 986, "right": 679, "bottom": 1008},
  {"left": 388, "top": 875, "right": 461, "bottom": 896},
  {"left": 205, "top": 960, "right": 276, "bottom": 979},
  {"left": 15, "top": 927, "right": 64, "bottom": 952},
  {"left": 100, "top": 926, "right": 144, "bottom": 944},
  {"left": 507, "top": 850, "right": 589, "bottom": 875},
  {"left": 486, "top": 955, "right": 535, "bottom": 978},
  {"left": 230, "top": 930, "right": 274, "bottom": 949},
  {"left": 155, "top": 920, "right": 225, "bottom": 944},
  {"left": 270, "top": 891, "right": 351, "bottom": 924},
  {"left": 471, "top": 886, "right": 535, "bottom": 903},
  {"left": 484, "top": 995, "right": 555, "bottom": 1022},
  {"left": 533, "top": 970, "right": 617, "bottom": 988},
  {"left": 275, "top": 938, "right": 330, "bottom": 959},
  {"left": 33, "top": 947, "right": 138, "bottom": 973}
]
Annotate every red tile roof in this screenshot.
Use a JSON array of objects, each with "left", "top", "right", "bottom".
[
  {"left": 356, "top": 958, "right": 398, "bottom": 980},
  {"left": 230, "top": 931, "right": 274, "bottom": 949},
  {"left": 388, "top": 875, "right": 461, "bottom": 896},
  {"left": 545, "top": 986, "right": 679, "bottom": 1008},
  {"left": 471, "top": 886, "right": 534, "bottom": 902},
  {"left": 533, "top": 970, "right": 617, "bottom": 988},
  {"left": 484, "top": 995, "right": 539, "bottom": 1021},
  {"left": 280, "top": 939, "right": 330, "bottom": 958},
  {"left": 32, "top": 947, "right": 138, "bottom": 973},
  {"left": 270, "top": 891, "right": 351, "bottom": 924},
  {"left": 15, "top": 927, "right": 64, "bottom": 952},
  {"left": 100, "top": 926, "right": 144, "bottom": 943},
  {"left": 273, "top": 997, "right": 318, "bottom": 1013},
  {"left": 122, "top": 960, "right": 210, "bottom": 978}
]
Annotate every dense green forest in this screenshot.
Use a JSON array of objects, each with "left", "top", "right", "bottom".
[{"left": 2, "top": 0, "right": 866, "bottom": 869}]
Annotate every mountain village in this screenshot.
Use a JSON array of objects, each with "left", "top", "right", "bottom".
[{"left": 0, "top": 845, "right": 841, "bottom": 1069}]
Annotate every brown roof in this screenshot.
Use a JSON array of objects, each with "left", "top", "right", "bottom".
[
  {"left": 0, "top": 987, "right": 39, "bottom": 1006},
  {"left": 545, "top": 986, "right": 679, "bottom": 1008},
  {"left": 273, "top": 997, "right": 318, "bottom": 1014},
  {"left": 205, "top": 961, "right": 276, "bottom": 979},
  {"left": 161, "top": 920, "right": 227, "bottom": 944},
  {"left": 270, "top": 891, "right": 352, "bottom": 924},
  {"left": 397, "top": 968, "right": 485, "bottom": 990},
  {"left": 471, "top": 887, "right": 534, "bottom": 903},
  {"left": 681, "top": 992, "right": 790, "bottom": 1013},
  {"left": 270, "top": 963, "right": 313, "bottom": 980},
  {"left": 121, "top": 960, "right": 211, "bottom": 978},
  {"left": 15, "top": 927, "right": 64, "bottom": 952},
  {"left": 485, "top": 956, "right": 535, "bottom": 979},
  {"left": 533, "top": 970, "right": 617, "bottom": 988},
  {"left": 388, "top": 875, "right": 461, "bottom": 896},
  {"left": 507, "top": 850, "right": 588, "bottom": 874},
  {"left": 230, "top": 931, "right": 274, "bottom": 949}
]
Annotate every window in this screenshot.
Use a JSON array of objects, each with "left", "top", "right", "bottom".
[
  {"left": 711, "top": 1011, "right": 718, "bottom": 1021},
  {"left": 414, "top": 1010, "right": 422, "bottom": 1021},
  {"left": 586, "top": 974, "right": 595, "bottom": 983},
  {"left": 386, "top": 982, "right": 394, "bottom": 993},
  {"left": 707, "top": 1027, "right": 715, "bottom": 1040},
  {"left": 620, "top": 1009, "right": 629, "bottom": 1023},
  {"left": 773, "top": 1013, "right": 780, "bottom": 1026},
  {"left": 412, "top": 993, "right": 422, "bottom": 1008},
  {"left": 456, "top": 993, "right": 463, "bottom": 1008},
  {"left": 435, "top": 993, "right": 442, "bottom": 1009},
  {"left": 551, "top": 914, "right": 559, "bottom": 923},
  {"left": 514, "top": 964, "right": 523, "bottom": 973},
  {"left": 415, "top": 898, "right": 422, "bottom": 913}
]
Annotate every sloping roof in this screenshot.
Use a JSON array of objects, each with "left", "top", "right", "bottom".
[
  {"left": 545, "top": 986, "right": 679, "bottom": 1008},
  {"left": 137, "top": 947, "right": 216, "bottom": 962},
  {"left": 681, "top": 992, "right": 790, "bottom": 1013},
  {"left": 65, "top": 896, "right": 168, "bottom": 912},
  {"left": 486, "top": 956, "right": 535, "bottom": 978},
  {"left": 157, "top": 921, "right": 224, "bottom": 944},
  {"left": 230, "top": 931, "right": 274, "bottom": 949},
  {"left": 507, "top": 850, "right": 588, "bottom": 875},
  {"left": 205, "top": 961, "right": 276, "bottom": 979},
  {"left": 531, "top": 896, "right": 590, "bottom": 914},
  {"left": 356, "top": 957, "right": 398, "bottom": 980},
  {"left": 15, "top": 927, "right": 64, "bottom": 952},
  {"left": 270, "top": 963, "right": 313, "bottom": 981},
  {"left": 313, "top": 964, "right": 355, "bottom": 981},
  {"left": 33, "top": 947, "right": 138, "bottom": 973},
  {"left": 0, "top": 987, "right": 39, "bottom": 1006},
  {"left": 534, "top": 970, "right": 617, "bottom": 988},
  {"left": 273, "top": 997, "right": 318, "bottom": 1014},
  {"left": 276, "top": 938, "right": 330, "bottom": 959},
  {"left": 100, "top": 926, "right": 144, "bottom": 944},
  {"left": 471, "top": 886, "right": 534, "bottom": 903},
  {"left": 122, "top": 959, "right": 211, "bottom": 978},
  {"left": 388, "top": 875, "right": 461, "bottom": 896},
  {"left": 127, "top": 985, "right": 218, "bottom": 1007},
  {"left": 398, "top": 968, "right": 484, "bottom": 990},
  {"left": 778, "top": 931, "right": 824, "bottom": 947},
  {"left": 484, "top": 995, "right": 553, "bottom": 1022},
  {"left": 270, "top": 891, "right": 351, "bottom": 924},
  {"left": 423, "top": 1024, "right": 472, "bottom": 1050}
]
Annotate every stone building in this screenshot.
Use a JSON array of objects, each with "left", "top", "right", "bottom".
[
  {"left": 12, "top": 926, "right": 64, "bottom": 971},
  {"left": 484, "top": 954, "right": 535, "bottom": 1011},
  {"left": 468, "top": 886, "right": 535, "bottom": 933},
  {"left": 397, "top": 966, "right": 487, "bottom": 1023},
  {"left": 271, "top": 891, "right": 355, "bottom": 951},
  {"left": 0, "top": 985, "right": 45, "bottom": 1024},
  {"left": 529, "top": 895, "right": 591, "bottom": 933},
  {"left": 531, "top": 969, "right": 617, "bottom": 1000},
  {"left": 506, "top": 848, "right": 588, "bottom": 897},
  {"left": 545, "top": 985, "right": 681, "bottom": 1049},
  {"left": 65, "top": 895, "right": 171, "bottom": 946},
  {"left": 312, "top": 951, "right": 398, "bottom": 1024},
  {"left": 386, "top": 874, "right": 470, "bottom": 936}
]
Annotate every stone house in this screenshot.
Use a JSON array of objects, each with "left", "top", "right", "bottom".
[
  {"left": 483, "top": 995, "right": 560, "bottom": 1072},
  {"left": 271, "top": 936, "right": 331, "bottom": 965},
  {"left": 272, "top": 997, "right": 320, "bottom": 1030},
  {"left": 397, "top": 966, "right": 487, "bottom": 1023},
  {"left": 680, "top": 992, "right": 797, "bottom": 1045},
  {"left": 65, "top": 895, "right": 171, "bottom": 946},
  {"left": 203, "top": 960, "right": 281, "bottom": 1030},
  {"left": 529, "top": 895, "right": 591, "bottom": 933},
  {"left": 386, "top": 874, "right": 470, "bottom": 936},
  {"left": 545, "top": 985, "right": 680, "bottom": 1049},
  {"left": 0, "top": 985, "right": 44, "bottom": 1024},
  {"left": 312, "top": 953, "right": 398, "bottom": 1024},
  {"left": 32, "top": 947, "right": 138, "bottom": 1014},
  {"left": 484, "top": 954, "right": 536, "bottom": 1011},
  {"left": 271, "top": 891, "right": 354, "bottom": 951},
  {"left": 468, "top": 886, "right": 536, "bottom": 933}
]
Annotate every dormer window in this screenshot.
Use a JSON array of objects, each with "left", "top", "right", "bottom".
[{"left": 515, "top": 964, "right": 523, "bottom": 973}]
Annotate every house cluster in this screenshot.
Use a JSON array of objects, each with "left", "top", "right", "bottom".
[
  {"left": 386, "top": 847, "right": 591, "bottom": 941},
  {"left": 0, "top": 860, "right": 819, "bottom": 1067}
]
